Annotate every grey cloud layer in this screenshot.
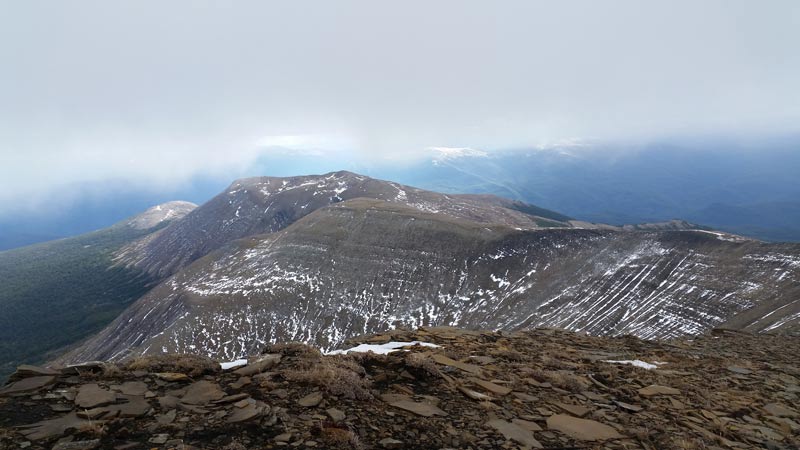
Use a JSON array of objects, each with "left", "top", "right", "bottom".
[{"left": 1, "top": 0, "right": 799, "bottom": 204}]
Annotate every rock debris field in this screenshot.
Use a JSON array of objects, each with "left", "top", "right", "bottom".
[{"left": 1, "top": 327, "right": 798, "bottom": 449}]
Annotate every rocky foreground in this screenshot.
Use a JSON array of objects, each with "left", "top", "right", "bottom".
[{"left": 1, "top": 328, "right": 798, "bottom": 450}]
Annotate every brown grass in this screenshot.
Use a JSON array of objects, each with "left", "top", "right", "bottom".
[
  {"left": 493, "top": 348, "right": 526, "bottom": 362},
  {"left": 530, "top": 369, "right": 586, "bottom": 392},
  {"left": 315, "top": 422, "right": 362, "bottom": 449},
  {"left": 284, "top": 356, "right": 372, "bottom": 400},
  {"left": 404, "top": 353, "right": 441, "bottom": 379},
  {"left": 124, "top": 353, "right": 219, "bottom": 376},
  {"left": 263, "top": 342, "right": 322, "bottom": 358}
]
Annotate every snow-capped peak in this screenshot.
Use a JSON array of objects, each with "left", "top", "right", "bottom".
[
  {"left": 126, "top": 201, "right": 197, "bottom": 230},
  {"left": 429, "top": 147, "right": 488, "bottom": 161}
]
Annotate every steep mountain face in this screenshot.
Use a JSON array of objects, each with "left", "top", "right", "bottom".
[
  {"left": 115, "top": 171, "right": 576, "bottom": 279},
  {"left": 0, "top": 202, "right": 196, "bottom": 379},
  {"left": 63, "top": 196, "right": 800, "bottom": 364}
]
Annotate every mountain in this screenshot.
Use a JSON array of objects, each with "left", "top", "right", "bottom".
[
  {"left": 0, "top": 201, "right": 196, "bottom": 378},
  {"left": 58, "top": 173, "right": 800, "bottom": 364},
  {"left": 2, "top": 327, "right": 798, "bottom": 449},
  {"left": 114, "top": 171, "right": 575, "bottom": 279}
]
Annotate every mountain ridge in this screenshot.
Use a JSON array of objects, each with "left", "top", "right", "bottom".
[{"left": 59, "top": 188, "right": 800, "bottom": 365}]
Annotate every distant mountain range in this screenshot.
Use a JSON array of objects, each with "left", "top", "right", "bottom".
[
  {"left": 382, "top": 139, "right": 800, "bottom": 243},
  {"left": 2, "top": 137, "right": 798, "bottom": 251}
]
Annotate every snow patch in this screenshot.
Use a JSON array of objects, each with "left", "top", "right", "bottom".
[
  {"left": 603, "top": 359, "right": 662, "bottom": 370},
  {"left": 325, "top": 341, "right": 441, "bottom": 355},
  {"left": 220, "top": 359, "right": 248, "bottom": 370}
]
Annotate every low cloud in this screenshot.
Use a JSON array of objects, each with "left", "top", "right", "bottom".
[{"left": 1, "top": 1, "right": 799, "bottom": 210}]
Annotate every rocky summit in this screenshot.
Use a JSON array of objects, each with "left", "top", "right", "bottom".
[{"left": 2, "top": 327, "right": 798, "bottom": 449}]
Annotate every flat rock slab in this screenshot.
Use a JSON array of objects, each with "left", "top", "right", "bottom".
[
  {"left": 16, "top": 413, "right": 98, "bottom": 441},
  {"left": 431, "top": 354, "right": 483, "bottom": 375},
  {"left": 114, "top": 381, "right": 149, "bottom": 396},
  {"left": 512, "top": 418, "right": 542, "bottom": 432},
  {"left": 469, "top": 355, "right": 496, "bottom": 365},
  {"left": 50, "top": 403, "right": 74, "bottom": 412},
  {"left": 487, "top": 419, "right": 543, "bottom": 449},
  {"left": 380, "top": 393, "right": 412, "bottom": 403},
  {"left": 181, "top": 380, "right": 225, "bottom": 405},
  {"left": 109, "top": 395, "right": 151, "bottom": 417},
  {"left": 234, "top": 354, "right": 281, "bottom": 376},
  {"left": 0, "top": 375, "right": 55, "bottom": 396},
  {"left": 61, "top": 362, "right": 105, "bottom": 376},
  {"left": 154, "top": 372, "right": 191, "bottom": 382},
  {"left": 763, "top": 403, "right": 799, "bottom": 418},
  {"left": 615, "top": 400, "right": 643, "bottom": 412},
  {"left": 470, "top": 377, "right": 512, "bottom": 396},
  {"left": 227, "top": 403, "right": 264, "bottom": 423},
  {"left": 75, "top": 384, "right": 117, "bottom": 408},
  {"left": 379, "top": 437, "right": 404, "bottom": 449},
  {"left": 214, "top": 393, "right": 250, "bottom": 404},
  {"left": 513, "top": 392, "right": 537, "bottom": 402},
  {"left": 11, "top": 365, "right": 60, "bottom": 379},
  {"left": 727, "top": 366, "right": 752, "bottom": 375},
  {"left": 158, "top": 395, "right": 180, "bottom": 409},
  {"left": 156, "top": 409, "right": 177, "bottom": 425},
  {"left": 51, "top": 439, "right": 101, "bottom": 450},
  {"left": 546, "top": 414, "right": 624, "bottom": 441},
  {"left": 390, "top": 400, "right": 447, "bottom": 417},
  {"left": 554, "top": 402, "right": 591, "bottom": 418},
  {"left": 459, "top": 386, "right": 492, "bottom": 401},
  {"left": 326, "top": 407, "right": 346, "bottom": 422},
  {"left": 298, "top": 391, "right": 323, "bottom": 407},
  {"left": 638, "top": 384, "right": 681, "bottom": 397}
]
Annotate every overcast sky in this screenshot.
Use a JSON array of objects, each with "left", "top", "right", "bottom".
[{"left": 1, "top": 0, "right": 799, "bottom": 208}]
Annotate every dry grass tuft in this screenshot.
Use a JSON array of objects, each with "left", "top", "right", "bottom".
[
  {"left": 312, "top": 421, "right": 362, "bottom": 449},
  {"left": 404, "top": 353, "right": 441, "bottom": 379},
  {"left": 221, "top": 441, "right": 248, "bottom": 450},
  {"left": 540, "top": 352, "right": 569, "bottom": 369},
  {"left": 285, "top": 356, "right": 372, "bottom": 400},
  {"left": 494, "top": 348, "right": 526, "bottom": 362},
  {"left": 531, "top": 369, "right": 587, "bottom": 392},
  {"left": 124, "top": 353, "right": 219, "bottom": 376},
  {"left": 263, "top": 342, "right": 322, "bottom": 358}
]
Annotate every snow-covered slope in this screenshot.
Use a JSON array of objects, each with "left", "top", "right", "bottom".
[
  {"left": 125, "top": 201, "right": 197, "bottom": 230},
  {"left": 62, "top": 198, "right": 800, "bottom": 364}
]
